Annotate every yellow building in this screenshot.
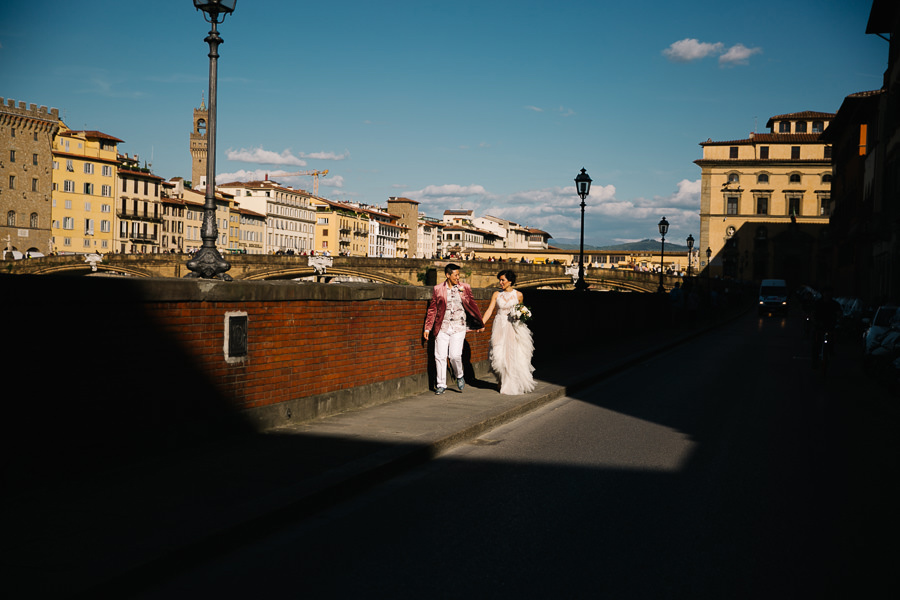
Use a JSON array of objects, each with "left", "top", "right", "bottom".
[
  {"left": 51, "top": 126, "right": 122, "bottom": 254},
  {"left": 312, "top": 198, "right": 369, "bottom": 256},
  {"left": 696, "top": 111, "right": 833, "bottom": 282}
]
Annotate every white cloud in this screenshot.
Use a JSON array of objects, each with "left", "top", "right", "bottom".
[
  {"left": 301, "top": 150, "right": 350, "bottom": 161},
  {"left": 525, "top": 105, "right": 544, "bottom": 112},
  {"left": 226, "top": 147, "right": 307, "bottom": 166},
  {"left": 663, "top": 39, "right": 724, "bottom": 62},
  {"left": 719, "top": 43, "right": 763, "bottom": 66},
  {"left": 663, "top": 39, "right": 761, "bottom": 67}
]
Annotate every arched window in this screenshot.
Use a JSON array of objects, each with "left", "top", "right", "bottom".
[
  {"left": 6, "top": 210, "right": 15, "bottom": 227},
  {"left": 789, "top": 174, "right": 801, "bottom": 184},
  {"left": 727, "top": 172, "right": 740, "bottom": 184},
  {"left": 822, "top": 174, "right": 833, "bottom": 183},
  {"left": 757, "top": 173, "right": 769, "bottom": 184}
]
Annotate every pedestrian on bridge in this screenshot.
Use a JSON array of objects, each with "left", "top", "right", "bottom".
[{"left": 423, "top": 264, "right": 484, "bottom": 395}]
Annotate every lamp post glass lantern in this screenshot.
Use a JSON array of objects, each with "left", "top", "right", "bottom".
[
  {"left": 686, "top": 233, "right": 694, "bottom": 277},
  {"left": 186, "top": 0, "right": 237, "bottom": 280},
  {"left": 657, "top": 216, "right": 668, "bottom": 292},
  {"left": 574, "top": 168, "right": 592, "bottom": 291}
]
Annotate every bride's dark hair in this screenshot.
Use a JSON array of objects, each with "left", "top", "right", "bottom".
[{"left": 497, "top": 269, "right": 516, "bottom": 284}]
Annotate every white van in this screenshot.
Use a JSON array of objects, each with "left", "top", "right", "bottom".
[{"left": 759, "top": 279, "right": 789, "bottom": 316}]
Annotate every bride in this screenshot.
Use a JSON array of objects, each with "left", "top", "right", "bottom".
[{"left": 481, "top": 269, "right": 535, "bottom": 395}]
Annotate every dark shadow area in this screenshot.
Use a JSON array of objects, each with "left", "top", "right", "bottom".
[
  {"left": 1, "top": 275, "right": 257, "bottom": 491},
  {"left": 5, "top": 274, "right": 894, "bottom": 598}
]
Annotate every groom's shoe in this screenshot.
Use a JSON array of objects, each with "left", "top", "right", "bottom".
[
  {"left": 434, "top": 386, "right": 446, "bottom": 395},
  {"left": 457, "top": 377, "right": 465, "bottom": 391}
]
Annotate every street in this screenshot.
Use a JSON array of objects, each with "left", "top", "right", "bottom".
[{"left": 135, "top": 311, "right": 899, "bottom": 599}]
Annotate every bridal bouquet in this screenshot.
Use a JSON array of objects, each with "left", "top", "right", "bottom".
[{"left": 508, "top": 303, "right": 533, "bottom": 323}]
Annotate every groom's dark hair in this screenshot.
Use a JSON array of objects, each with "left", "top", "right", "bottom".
[{"left": 445, "top": 263, "right": 460, "bottom": 275}]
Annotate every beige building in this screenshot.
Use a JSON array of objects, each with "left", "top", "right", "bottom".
[
  {"left": 235, "top": 206, "right": 266, "bottom": 254},
  {"left": 216, "top": 179, "right": 316, "bottom": 254},
  {"left": 115, "top": 153, "right": 163, "bottom": 254},
  {"left": 180, "top": 184, "right": 235, "bottom": 254},
  {"left": 696, "top": 111, "right": 834, "bottom": 282},
  {"left": 0, "top": 97, "right": 59, "bottom": 257},
  {"left": 51, "top": 126, "right": 122, "bottom": 254},
  {"left": 386, "top": 197, "right": 419, "bottom": 256}
]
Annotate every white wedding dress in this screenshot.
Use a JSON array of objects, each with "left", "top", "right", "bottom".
[{"left": 490, "top": 290, "right": 535, "bottom": 395}]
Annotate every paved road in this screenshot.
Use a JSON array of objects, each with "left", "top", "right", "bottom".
[{"left": 135, "top": 312, "right": 899, "bottom": 599}]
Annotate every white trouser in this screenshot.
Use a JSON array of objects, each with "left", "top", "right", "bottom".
[{"left": 434, "top": 328, "right": 466, "bottom": 388}]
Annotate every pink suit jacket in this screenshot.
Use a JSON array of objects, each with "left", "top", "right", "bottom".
[{"left": 424, "top": 282, "right": 484, "bottom": 336}]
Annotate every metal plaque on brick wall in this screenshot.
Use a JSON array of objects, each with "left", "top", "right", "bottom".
[{"left": 224, "top": 312, "right": 248, "bottom": 362}]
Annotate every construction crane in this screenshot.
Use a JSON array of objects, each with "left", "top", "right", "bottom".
[{"left": 264, "top": 169, "right": 329, "bottom": 196}]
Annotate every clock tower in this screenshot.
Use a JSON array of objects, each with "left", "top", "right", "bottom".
[{"left": 190, "top": 95, "right": 208, "bottom": 189}]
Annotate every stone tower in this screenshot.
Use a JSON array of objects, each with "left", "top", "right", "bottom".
[
  {"left": 0, "top": 97, "right": 60, "bottom": 256},
  {"left": 190, "top": 95, "right": 208, "bottom": 189}
]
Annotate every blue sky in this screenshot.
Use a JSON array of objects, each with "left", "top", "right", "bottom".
[{"left": 1, "top": 0, "right": 887, "bottom": 246}]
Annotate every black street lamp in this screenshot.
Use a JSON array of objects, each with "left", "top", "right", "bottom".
[
  {"left": 686, "top": 233, "right": 694, "bottom": 278},
  {"left": 186, "top": 0, "right": 237, "bottom": 280},
  {"left": 705, "top": 246, "right": 712, "bottom": 287},
  {"left": 574, "top": 168, "right": 592, "bottom": 291},
  {"left": 657, "top": 216, "right": 668, "bottom": 293}
]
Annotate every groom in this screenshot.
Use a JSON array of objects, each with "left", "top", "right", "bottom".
[{"left": 423, "top": 263, "right": 484, "bottom": 394}]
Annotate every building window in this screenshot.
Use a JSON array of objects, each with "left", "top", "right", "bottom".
[
  {"left": 757, "top": 173, "right": 769, "bottom": 184},
  {"left": 822, "top": 174, "right": 832, "bottom": 183},
  {"left": 30, "top": 213, "right": 38, "bottom": 228},
  {"left": 756, "top": 197, "right": 769, "bottom": 215},
  {"left": 727, "top": 196, "right": 738, "bottom": 215},
  {"left": 32, "top": 178, "right": 38, "bottom": 191},
  {"left": 788, "top": 197, "right": 801, "bottom": 217},
  {"left": 819, "top": 195, "right": 832, "bottom": 216},
  {"left": 64, "top": 180, "right": 75, "bottom": 193},
  {"left": 813, "top": 121, "right": 824, "bottom": 133},
  {"left": 729, "top": 146, "right": 738, "bottom": 159},
  {"left": 824, "top": 146, "right": 832, "bottom": 159},
  {"left": 66, "top": 159, "right": 74, "bottom": 172},
  {"left": 789, "top": 174, "right": 801, "bottom": 184},
  {"left": 102, "top": 165, "right": 113, "bottom": 177},
  {"left": 63, "top": 216, "right": 74, "bottom": 230},
  {"left": 795, "top": 121, "right": 807, "bottom": 133},
  {"left": 101, "top": 185, "right": 112, "bottom": 197},
  {"left": 791, "top": 146, "right": 800, "bottom": 159},
  {"left": 779, "top": 121, "right": 791, "bottom": 133},
  {"left": 9, "top": 149, "right": 15, "bottom": 163},
  {"left": 6, "top": 211, "right": 15, "bottom": 227},
  {"left": 8, "top": 175, "right": 15, "bottom": 190},
  {"left": 760, "top": 146, "right": 769, "bottom": 159},
  {"left": 32, "top": 154, "right": 38, "bottom": 166},
  {"left": 84, "top": 163, "right": 94, "bottom": 174},
  {"left": 84, "top": 183, "right": 94, "bottom": 195},
  {"left": 728, "top": 172, "right": 740, "bottom": 184}
]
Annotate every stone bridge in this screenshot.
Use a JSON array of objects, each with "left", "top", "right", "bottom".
[{"left": 2, "top": 254, "right": 681, "bottom": 292}]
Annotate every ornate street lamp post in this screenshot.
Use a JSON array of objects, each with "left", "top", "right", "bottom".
[
  {"left": 705, "top": 246, "right": 712, "bottom": 288},
  {"left": 186, "top": 0, "right": 237, "bottom": 280},
  {"left": 686, "top": 233, "right": 694, "bottom": 278},
  {"left": 574, "top": 168, "right": 592, "bottom": 291},
  {"left": 657, "top": 216, "right": 668, "bottom": 293}
]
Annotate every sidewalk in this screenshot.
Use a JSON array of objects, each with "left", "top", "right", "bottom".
[{"left": 2, "top": 314, "right": 735, "bottom": 598}]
